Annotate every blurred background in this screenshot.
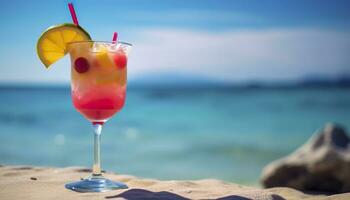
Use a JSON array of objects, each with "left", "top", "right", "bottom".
[{"left": 0, "top": 0, "right": 349, "bottom": 185}]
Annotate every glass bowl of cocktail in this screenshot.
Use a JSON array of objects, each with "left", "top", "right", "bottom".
[
  {"left": 69, "top": 41, "right": 131, "bottom": 123},
  {"left": 36, "top": 3, "right": 132, "bottom": 192}
]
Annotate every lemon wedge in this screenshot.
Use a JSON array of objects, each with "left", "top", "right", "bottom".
[{"left": 37, "top": 23, "right": 91, "bottom": 68}]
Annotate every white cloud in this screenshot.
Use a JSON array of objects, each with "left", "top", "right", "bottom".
[
  {"left": 1, "top": 28, "right": 349, "bottom": 84},
  {"left": 128, "top": 28, "right": 350, "bottom": 82}
]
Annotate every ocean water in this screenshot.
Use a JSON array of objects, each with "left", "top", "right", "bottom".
[{"left": 0, "top": 85, "right": 349, "bottom": 185}]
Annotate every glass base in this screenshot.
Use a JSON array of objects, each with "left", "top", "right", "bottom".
[{"left": 65, "top": 175, "right": 128, "bottom": 192}]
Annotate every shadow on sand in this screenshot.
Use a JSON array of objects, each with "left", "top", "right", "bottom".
[
  {"left": 105, "top": 189, "right": 189, "bottom": 200},
  {"left": 105, "top": 189, "right": 285, "bottom": 200}
]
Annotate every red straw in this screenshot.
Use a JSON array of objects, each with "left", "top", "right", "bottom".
[
  {"left": 68, "top": 3, "right": 79, "bottom": 26},
  {"left": 112, "top": 32, "right": 118, "bottom": 44}
]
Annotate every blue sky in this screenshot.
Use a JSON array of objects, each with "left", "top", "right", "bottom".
[{"left": 0, "top": 0, "right": 349, "bottom": 84}]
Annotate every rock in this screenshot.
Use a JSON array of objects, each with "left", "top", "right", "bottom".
[{"left": 261, "top": 123, "right": 350, "bottom": 193}]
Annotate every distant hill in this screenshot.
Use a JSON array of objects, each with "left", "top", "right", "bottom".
[
  {"left": 129, "top": 72, "right": 350, "bottom": 88},
  {"left": 297, "top": 75, "right": 350, "bottom": 87}
]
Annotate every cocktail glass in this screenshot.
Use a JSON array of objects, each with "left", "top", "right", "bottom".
[{"left": 65, "top": 41, "right": 132, "bottom": 192}]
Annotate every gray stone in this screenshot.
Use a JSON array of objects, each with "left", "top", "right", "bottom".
[{"left": 261, "top": 123, "right": 350, "bottom": 193}]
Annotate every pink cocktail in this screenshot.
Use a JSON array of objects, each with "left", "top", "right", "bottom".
[
  {"left": 69, "top": 41, "right": 129, "bottom": 123},
  {"left": 66, "top": 41, "right": 132, "bottom": 192}
]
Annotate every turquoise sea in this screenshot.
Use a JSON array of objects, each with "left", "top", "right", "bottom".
[{"left": 0, "top": 85, "right": 349, "bottom": 185}]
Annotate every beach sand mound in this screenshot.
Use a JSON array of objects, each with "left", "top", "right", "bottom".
[{"left": 0, "top": 165, "right": 349, "bottom": 200}]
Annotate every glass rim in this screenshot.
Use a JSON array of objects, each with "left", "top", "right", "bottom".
[{"left": 67, "top": 40, "right": 133, "bottom": 47}]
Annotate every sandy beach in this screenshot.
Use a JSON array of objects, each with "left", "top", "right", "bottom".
[{"left": 0, "top": 165, "right": 349, "bottom": 200}]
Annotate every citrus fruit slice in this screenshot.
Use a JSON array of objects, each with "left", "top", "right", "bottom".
[
  {"left": 37, "top": 23, "right": 91, "bottom": 68},
  {"left": 95, "top": 50, "right": 115, "bottom": 69}
]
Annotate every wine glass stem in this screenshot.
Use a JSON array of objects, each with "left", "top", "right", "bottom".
[{"left": 92, "top": 123, "right": 102, "bottom": 176}]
